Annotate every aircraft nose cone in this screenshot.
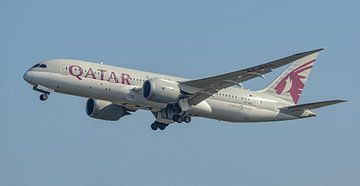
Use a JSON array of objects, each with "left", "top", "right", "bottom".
[{"left": 23, "top": 71, "right": 33, "bottom": 84}]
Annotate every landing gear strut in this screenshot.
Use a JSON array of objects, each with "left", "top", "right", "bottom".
[
  {"left": 39, "top": 93, "right": 48, "bottom": 101},
  {"left": 151, "top": 122, "right": 169, "bottom": 131}
]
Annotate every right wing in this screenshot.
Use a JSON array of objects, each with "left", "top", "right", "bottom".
[{"left": 180, "top": 49, "right": 324, "bottom": 106}]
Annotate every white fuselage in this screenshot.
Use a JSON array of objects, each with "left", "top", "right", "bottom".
[{"left": 23, "top": 59, "right": 299, "bottom": 123}]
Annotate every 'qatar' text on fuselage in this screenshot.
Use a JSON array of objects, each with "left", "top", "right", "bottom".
[{"left": 68, "top": 65, "right": 131, "bottom": 85}]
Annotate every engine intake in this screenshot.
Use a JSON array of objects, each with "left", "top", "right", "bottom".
[
  {"left": 86, "top": 99, "right": 130, "bottom": 121},
  {"left": 142, "top": 79, "right": 181, "bottom": 103}
]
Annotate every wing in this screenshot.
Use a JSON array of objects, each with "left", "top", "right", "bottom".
[{"left": 180, "top": 48, "right": 324, "bottom": 106}]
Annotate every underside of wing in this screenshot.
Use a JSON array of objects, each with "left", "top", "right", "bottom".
[{"left": 180, "top": 48, "right": 324, "bottom": 106}]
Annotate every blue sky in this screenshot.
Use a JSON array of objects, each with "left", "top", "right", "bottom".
[{"left": 1, "top": 0, "right": 359, "bottom": 185}]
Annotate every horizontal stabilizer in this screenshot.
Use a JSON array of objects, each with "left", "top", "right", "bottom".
[{"left": 281, "top": 100, "right": 347, "bottom": 111}]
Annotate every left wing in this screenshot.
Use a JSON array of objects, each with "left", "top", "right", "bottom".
[{"left": 180, "top": 49, "right": 324, "bottom": 106}]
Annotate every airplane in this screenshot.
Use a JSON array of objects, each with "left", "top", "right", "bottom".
[{"left": 23, "top": 49, "right": 346, "bottom": 130}]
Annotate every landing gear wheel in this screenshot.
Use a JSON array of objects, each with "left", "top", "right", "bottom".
[
  {"left": 158, "top": 124, "right": 167, "bottom": 130},
  {"left": 173, "top": 115, "right": 183, "bottom": 123},
  {"left": 151, "top": 122, "right": 158, "bottom": 130},
  {"left": 172, "top": 115, "right": 182, "bottom": 123},
  {"left": 151, "top": 122, "right": 168, "bottom": 131},
  {"left": 39, "top": 94, "right": 48, "bottom": 101},
  {"left": 177, "top": 117, "right": 183, "bottom": 123},
  {"left": 183, "top": 116, "right": 191, "bottom": 123}
]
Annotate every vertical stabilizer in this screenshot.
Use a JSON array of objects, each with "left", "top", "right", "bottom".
[{"left": 260, "top": 49, "right": 322, "bottom": 104}]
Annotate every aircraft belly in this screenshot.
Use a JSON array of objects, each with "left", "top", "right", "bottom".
[
  {"left": 200, "top": 99, "right": 248, "bottom": 122},
  {"left": 202, "top": 99, "right": 293, "bottom": 122},
  {"left": 187, "top": 101, "right": 212, "bottom": 116}
]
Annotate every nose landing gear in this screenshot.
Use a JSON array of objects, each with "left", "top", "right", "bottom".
[{"left": 33, "top": 85, "right": 53, "bottom": 102}]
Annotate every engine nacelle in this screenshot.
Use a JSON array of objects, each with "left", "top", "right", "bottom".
[
  {"left": 86, "top": 99, "right": 130, "bottom": 121},
  {"left": 142, "top": 79, "right": 181, "bottom": 103}
]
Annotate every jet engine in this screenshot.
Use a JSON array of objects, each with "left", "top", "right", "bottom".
[
  {"left": 142, "top": 79, "right": 182, "bottom": 103},
  {"left": 86, "top": 99, "right": 130, "bottom": 121}
]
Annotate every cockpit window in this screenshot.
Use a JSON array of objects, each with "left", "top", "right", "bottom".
[
  {"left": 32, "top": 64, "right": 40, "bottom": 68},
  {"left": 39, "top": 64, "right": 47, "bottom": 68}
]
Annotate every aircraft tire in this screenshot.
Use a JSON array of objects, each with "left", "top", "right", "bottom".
[
  {"left": 40, "top": 94, "right": 48, "bottom": 101},
  {"left": 172, "top": 115, "right": 182, "bottom": 123},
  {"left": 184, "top": 116, "right": 191, "bottom": 123},
  {"left": 158, "top": 124, "right": 166, "bottom": 130},
  {"left": 151, "top": 122, "right": 158, "bottom": 130}
]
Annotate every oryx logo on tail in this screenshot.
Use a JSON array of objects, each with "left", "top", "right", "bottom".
[{"left": 274, "top": 60, "right": 315, "bottom": 104}]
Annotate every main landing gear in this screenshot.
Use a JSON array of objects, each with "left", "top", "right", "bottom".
[
  {"left": 172, "top": 115, "right": 191, "bottom": 124},
  {"left": 151, "top": 122, "right": 169, "bottom": 131},
  {"left": 150, "top": 103, "right": 192, "bottom": 131},
  {"left": 39, "top": 93, "right": 49, "bottom": 101},
  {"left": 150, "top": 115, "right": 192, "bottom": 131}
]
